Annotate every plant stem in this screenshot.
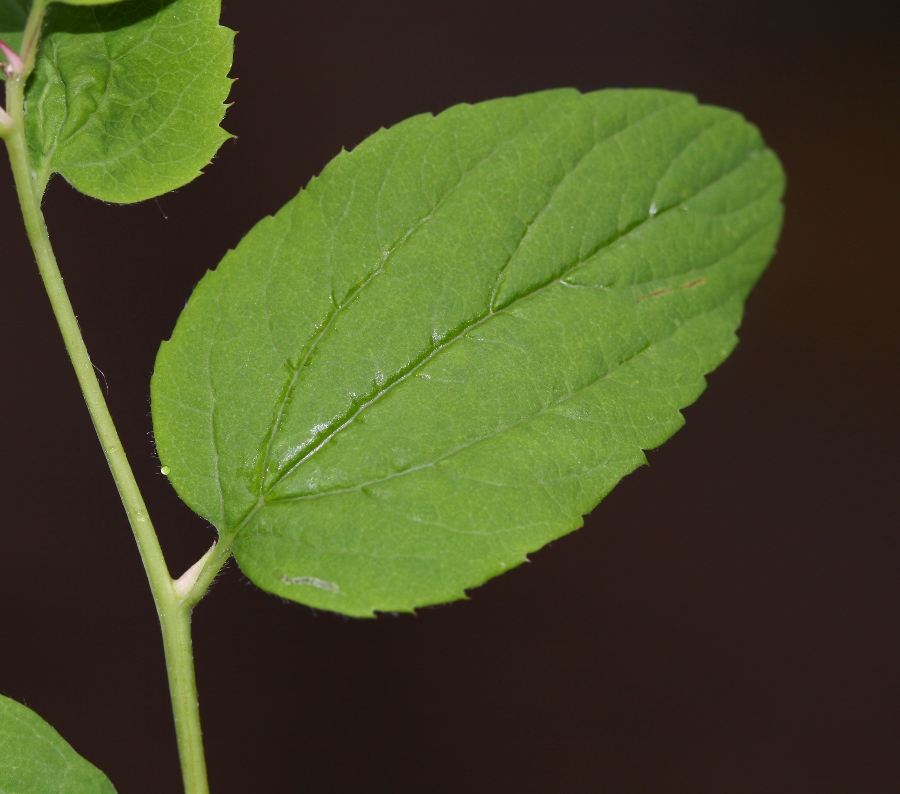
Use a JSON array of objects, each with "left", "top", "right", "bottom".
[
  {"left": 160, "top": 605, "right": 208, "bottom": 794},
  {"left": 1, "top": 8, "right": 211, "bottom": 792},
  {"left": 18, "top": 0, "right": 48, "bottom": 76}
]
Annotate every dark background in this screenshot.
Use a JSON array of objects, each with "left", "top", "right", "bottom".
[{"left": 1, "top": 0, "right": 897, "bottom": 791}]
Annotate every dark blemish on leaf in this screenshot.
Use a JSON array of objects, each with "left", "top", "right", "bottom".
[
  {"left": 636, "top": 287, "right": 673, "bottom": 303},
  {"left": 637, "top": 277, "right": 706, "bottom": 302},
  {"left": 280, "top": 574, "right": 340, "bottom": 593}
]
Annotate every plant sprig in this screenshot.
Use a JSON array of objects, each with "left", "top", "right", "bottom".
[{"left": 0, "top": 0, "right": 784, "bottom": 791}]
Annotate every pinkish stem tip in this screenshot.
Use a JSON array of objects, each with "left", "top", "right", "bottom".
[{"left": 0, "top": 37, "right": 23, "bottom": 78}]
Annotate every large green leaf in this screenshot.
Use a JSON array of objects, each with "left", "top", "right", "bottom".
[
  {"left": 0, "top": 694, "right": 116, "bottom": 793},
  {"left": 19, "top": 0, "right": 233, "bottom": 202},
  {"left": 152, "top": 88, "right": 785, "bottom": 617}
]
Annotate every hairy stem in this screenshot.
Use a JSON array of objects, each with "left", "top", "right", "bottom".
[
  {"left": 160, "top": 604, "right": 207, "bottom": 794},
  {"left": 18, "top": 0, "right": 48, "bottom": 76},
  {"left": 1, "top": 7, "right": 211, "bottom": 792}
]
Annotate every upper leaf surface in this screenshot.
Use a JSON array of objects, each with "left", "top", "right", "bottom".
[
  {"left": 0, "top": 694, "right": 116, "bottom": 793},
  {"left": 152, "top": 89, "right": 785, "bottom": 617},
  {"left": 0, "top": 1, "right": 130, "bottom": 67},
  {"left": 24, "top": 0, "right": 233, "bottom": 202}
]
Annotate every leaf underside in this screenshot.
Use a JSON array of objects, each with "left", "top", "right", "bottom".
[
  {"left": 152, "top": 88, "right": 785, "bottom": 617},
  {"left": 19, "top": 0, "right": 233, "bottom": 203},
  {"left": 0, "top": 694, "right": 116, "bottom": 793}
]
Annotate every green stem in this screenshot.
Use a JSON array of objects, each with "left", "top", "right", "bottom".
[
  {"left": 18, "top": 0, "right": 48, "bottom": 76},
  {"left": 160, "top": 604, "right": 208, "bottom": 794},
  {"left": 1, "top": 7, "right": 211, "bottom": 793}
]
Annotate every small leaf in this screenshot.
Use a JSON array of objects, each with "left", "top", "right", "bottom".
[
  {"left": 0, "top": 694, "right": 116, "bottom": 792},
  {"left": 152, "top": 89, "right": 785, "bottom": 617},
  {"left": 0, "top": 1, "right": 128, "bottom": 79},
  {"left": 25, "top": 0, "right": 233, "bottom": 202}
]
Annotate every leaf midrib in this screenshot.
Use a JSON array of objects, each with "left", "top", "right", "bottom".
[
  {"left": 266, "top": 340, "right": 652, "bottom": 505},
  {"left": 266, "top": 206, "right": 777, "bottom": 506},
  {"left": 255, "top": 97, "right": 571, "bottom": 492},
  {"left": 261, "top": 138, "right": 764, "bottom": 501},
  {"left": 256, "top": 92, "right": 620, "bottom": 491},
  {"left": 256, "top": 98, "right": 701, "bottom": 496}
]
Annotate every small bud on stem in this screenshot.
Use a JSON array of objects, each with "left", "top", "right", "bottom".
[
  {"left": 0, "top": 37, "right": 23, "bottom": 79},
  {"left": 173, "top": 542, "right": 218, "bottom": 602}
]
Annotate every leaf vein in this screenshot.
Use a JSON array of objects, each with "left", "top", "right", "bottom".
[{"left": 263, "top": 138, "right": 763, "bottom": 494}]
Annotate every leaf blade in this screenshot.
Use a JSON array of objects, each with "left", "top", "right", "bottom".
[
  {"left": 25, "top": 0, "right": 233, "bottom": 202},
  {"left": 152, "top": 89, "right": 785, "bottom": 616},
  {"left": 0, "top": 694, "right": 116, "bottom": 793}
]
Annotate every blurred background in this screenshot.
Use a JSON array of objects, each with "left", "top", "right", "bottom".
[{"left": 1, "top": 0, "right": 897, "bottom": 791}]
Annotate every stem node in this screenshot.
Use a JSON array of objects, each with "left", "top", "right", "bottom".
[
  {"left": 174, "top": 543, "right": 218, "bottom": 602},
  {"left": 0, "top": 37, "right": 24, "bottom": 79}
]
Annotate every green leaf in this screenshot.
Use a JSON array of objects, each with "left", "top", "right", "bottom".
[
  {"left": 152, "top": 88, "right": 785, "bottom": 617},
  {"left": 24, "top": 0, "right": 233, "bottom": 202},
  {"left": 0, "top": 694, "right": 116, "bottom": 792},
  {"left": 0, "top": 1, "right": 128, "bottom": 69}
]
